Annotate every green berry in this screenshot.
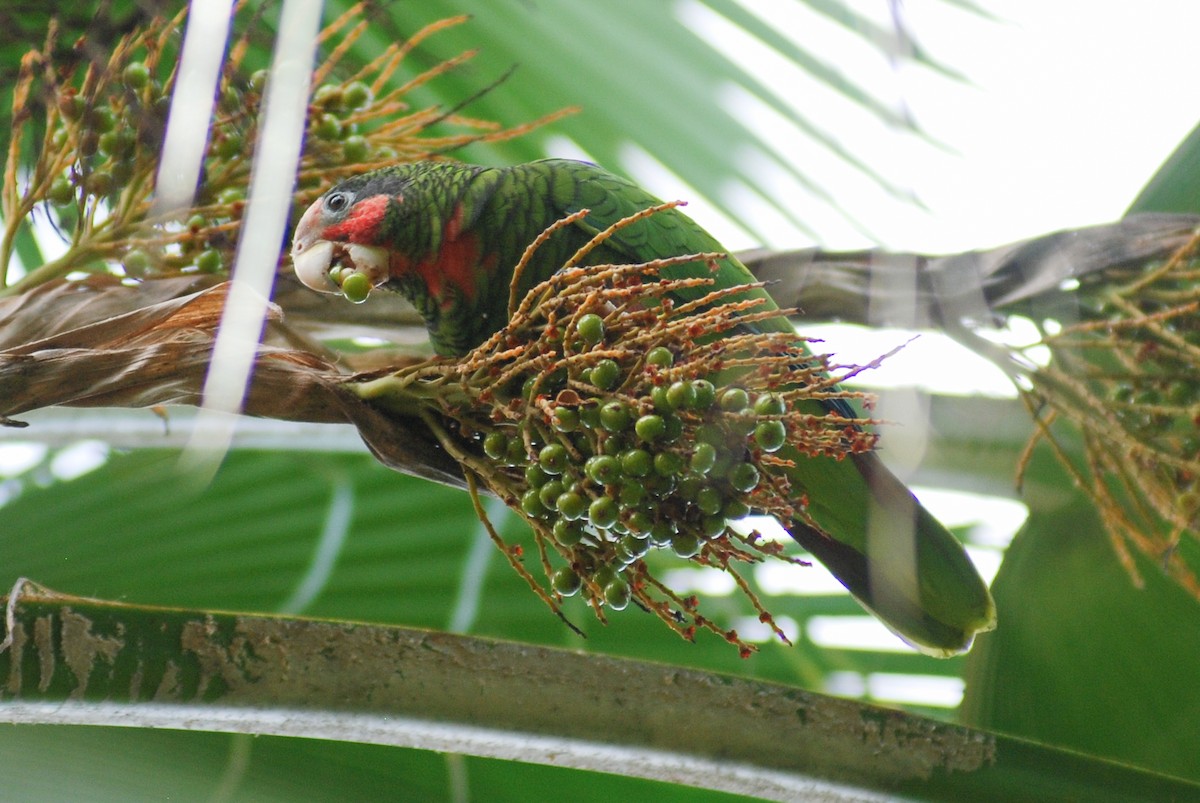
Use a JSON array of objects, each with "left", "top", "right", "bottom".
[
  {"left": 719, "top": 387, "right": 749, "bottom": 412},
  {"left": 722, "top": 499, "right": 751, "bottom": 520},
  {"left": 691, "top": 380, "right": 716, "bottom": 409},
  {"left": 603, "top": 579, "right": 631, "bottom": 610},
  {"left": 248, "top": 69, "right": 269, "bottom": 93},
  {"left": 314, "top": 113, "right": 341, "bottom": 140},
  {"left": 753, "top": 420, "right": 787, "bottom": 453},
  {"left": 483, "top": 431, "right": 507, "bottom": 460},
  {"left": 650, "top": 385, "right": 675, "bottom": 412},
  {"left": 122, "top": 61, "right": 151, "bottom": 90},
  {"left": 599, "top": 400, "right": 630, "bottom": 432},
  {"left": 649, "top": 521, "right": 676, "bottom": 546},
  {"left": 186, "top": 213, "right": 207, "bottom": 232},
  {"left": 48, "top": 176, "right": 74, "bottom": 207},
  {"left": 645, "top": 346, "right": 674, "bottom": 368},
  {"left": 662, "top": 413, "right": 683, "bottom": 443},
  {"left": 728, "top": 462, "right": 760, "bottom": 492},
  {"left": 525, "top": 463, "right": 551, "bottom": 487},
  {"left": 623, "top": 511, "right": 653, "bottom": 536},
  {"left": 618, "top": 483, "right": 644, "bottom": 508},
  {"left": 671, "top": 532, "right": 702, "bottom": 558},
  {"left": 217, "top": 186, "right": 245, "bottom": 205},
  {"left": 754, "top": 392, "right": 787, "bottom": 416},
  {"left": 575, "top": 313, "right": 605, "bottom": 345},
  {"left": 619, "top": 448, "right": 653, "bottom": 478},
  {"left": 312, "top": 83, "right": 343, "bottom": 110},
  {"left": 552, "top": 567, "right": 582, "bottom": 596},
  {"left": 84, "top": 170, "right": 112, "bottom": 196},
  {"left": 555, "top": 491, "right": 588, "bottom": 521},
  {"left": 579, "top": 404, "right": 601, "bottom": 430},
  {"left": 634, "top": 414, "right": 666, "bottom": 442},
  {"left": 87, "top": 105, "right": 116, "bottom": 133},
  {"left": 666, "top": 381, "right": 696, "bottom": 410},
  {"left": 653, "top": 451, "right": 684, "bottom": 477},
  {"left": 340, "top": 271, "right": 371, "bottom": 303},
  {"left": 521, "top": 488, "right": 548, "bottom": 518},
  {"left": 590, "top": 359, "right": 621, "bottom": 391},
  {"left": 538, "top": 443, "right": 569, "bottom": 474},
  {"left": 588, "top": 496, "right": 619, "bottom": 529},
  {"left": 689, "top": 442, "right": 717, "bottom": 474},
  {"left": 552, "top": 518, "right": 585, "bottom": 546},
  {"left": 700, "top": 514, "right": 727, "bottom": 539},
  {"left": 195, "top": 248, "right": 222, "bottom": 274},
  {"left": 122, "top": 249, "right": 151, "bottom": 276},
  {"left": 552, "top": 407, "right": 579, "bottom": 432},
  {"left": 584, "top": 454, "right": 622, "bottom": 485},
  {"left": 57, "top": 93, "right": 85, "bottom": 121},
  {"left": 539, "top": 480, "right": 565, "bottom": 509},
  {"left": 342, "top": 135, "right": 370, "bottom": 162},
  {"left": 695, "top": 486, "right": 724, "bottom": 516},
  {"left": 341, "top": 81, "right": 372, "bottom": 110}
]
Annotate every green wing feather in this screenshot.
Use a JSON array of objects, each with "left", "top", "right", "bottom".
[{"left": 522, "top": 158, "right": 995, "bottom": 655}]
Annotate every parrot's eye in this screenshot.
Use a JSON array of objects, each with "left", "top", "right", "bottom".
[{"left": 324, "top": 191, "right": 353, "bottom": 215}]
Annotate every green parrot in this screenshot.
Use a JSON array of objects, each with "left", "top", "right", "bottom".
[{"left": 291, "top": 158, "right": 995, "bottom": 656}]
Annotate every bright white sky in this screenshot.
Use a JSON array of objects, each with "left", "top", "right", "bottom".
[{"left": 671, "top": 0, "right": 1200, "bottom": 254}]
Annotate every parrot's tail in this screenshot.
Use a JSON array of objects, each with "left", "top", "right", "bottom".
[{"left": 785, "top": 452, "right": 996, "bottom": 657}]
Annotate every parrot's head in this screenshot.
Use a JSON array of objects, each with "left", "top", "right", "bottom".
[{"left": 291, "top": 171, "right": 410, "bottom": 295}]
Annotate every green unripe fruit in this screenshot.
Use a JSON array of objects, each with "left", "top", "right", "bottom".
[
  {"left": 48, "top": 176, "right": 74, "bottom": 207},
  {"left": 552, "top": 567, "right": 582, "bottom": 596},
  {"left": 312, "top": 83, "right": 343, "bottom": 109},
  {"left": 722, "top": 499, "right": 751, "bottom": 520},
  {"left": 754, "top": 392, "right": 787, "bottom": 416},
  {"left": 552, "top": 518, "right": 585, "bottom": 546},
  {"left": 525, "top": 463, "right": 551, "bottom": 487},
  {"left": 600, "top": 400, "right": 630, "bottom": 432},
  {"left": 662, "top": 413, "right": 683, "bottom": 443},
  {"left": 87, "top": 105, "right": 116, "bottom": 133},
  {"left": 645, "top": 346, "right": 674, "bottom": 368},
  {"left": 340, "top": 271, "right": 371, "bottom": 303},
  {"left": 84, "top": 170, "right": 112, "bottom": 196},
  {"left": 575, "top": 312, "right": 605, "bottom": 345},
  {"left": 649, "top": 521, "right": 676, "bottom": 546},
  {"left": 248, "top": 69, "right": 269, "bottom": 93},
  {"left": 57, "top": 93, "right": 85, "bottom": 121},
  {"left": 342, "top": 135, "right": 369, "bottom": 162},
  {"left": 601, "top": 435, "right": 626, "bottom": 456},
  {"left": 623, "top": 511, "right": 653, "bottom": 536},
  {"left": 314, "top": 113, "right": 341, "bottom": 140},
  {"left": 653, "top": 451, "right": 684, "bottom": 477},
  {"left": 719, "top": 387, "right": 749, "bottom": 412},
  {"left": 217, "top": 186, "right": 245, "bottom": 205},
  {"left": 700, "top": 514, "right": 727, "bottom": 539},
  {"left": 677, "top": 475, "right": 704, "bottom": 501},
  {"left": 650, "top": 385, "right": 675, "bottom": 412},
  {"left": 341, "top": 81, "right": 372, "bottom": 110},
  {"left": 753, "top": 420, "right": 787, "bottom": 453},
  {"left": 728, "top": 462, "right": 761, "bottom": 492},
  {"left": 584, "top": 454, "right": 622, "bottom": 485},
  {"left": 588, "top": 496, "right": 620, "bottom": 529},
  {"left": 195, "top": 248, "right": 222, "bottom": 274},
  {"left": 619, "top": 448, "right": 653, "bottom": 477},
  {"left": 590, "top": 359, "right": 621, "bottom": 391},
  {"left": 555, "top": 491, "right": 588, "bottom": 521},
  {"left": 727, "top": 414, "right": 757, "bottom": 437},
  {"left": 671, "top": 532, "right": 702, "bottom": 558},
  {"left": 521, "top": 487, "right": 548, "bottom": 518},
  {"left": 186, "top": 213, "right": 207, "bottom": 232},
  {"left": 634, "top": 414, "right": 666, "bottom": 442},
  {"left": 695, "top": 486, "right": 724, "bottom": 516},
  {"left": 552, "top": 407, "right": 579, "bottom": 432},
  {"left": 122, "top": 61, "right": 151, "bottom": 90},
  {"left": 689, "top": 442, "right": 717, "bottom": 474},
  {"left": 538, "top": 480, "right": 565, "bottom": 509},
  {"left": 483, "top": 431, "right": 508, "bottom": 460},
  {"left": 122, "top": 249, "right": 151, "bottom": 276},
  {"left": 579, "top": 404, "right": 601, "bottom": 430},
  {"left": 691, "top": 379, "right": 716, "bottom": 409},
  {"left": 603, "top": 579, "right": 631, "bottom": 610},
  {"left": 538, "top": 443, "right": 569, "bottom": 474},
  {"left": 618, "top": 481, "right": 645, "bottom": 507},
  {"left": 666, "top": 380, "right": 696, "bottom": 410}
]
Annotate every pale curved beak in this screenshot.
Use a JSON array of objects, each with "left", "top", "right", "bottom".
[{"left": 291, "top": 198, "right": 391, "bottom": 295}]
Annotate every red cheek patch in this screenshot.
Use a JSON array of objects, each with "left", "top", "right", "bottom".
[{"left": 322, "top": 194, "right": 397, "bottom": 243}]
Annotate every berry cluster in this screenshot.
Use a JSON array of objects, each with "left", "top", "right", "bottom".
[{"left": 358, "top": 256, "right": 878, "bottom": 653}]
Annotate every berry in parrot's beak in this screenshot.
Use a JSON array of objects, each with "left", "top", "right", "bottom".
[{"left": 291, "top": 196, "right": 390, "bottom": 300}]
